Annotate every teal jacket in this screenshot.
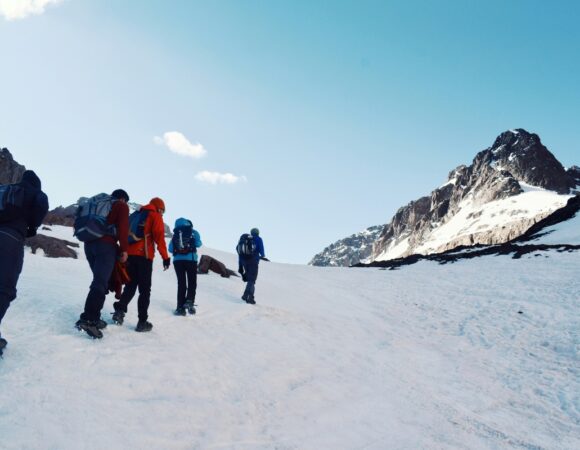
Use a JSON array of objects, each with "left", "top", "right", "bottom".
[{"left": 168, "top": 218, "right": 202, "bottom": 262}]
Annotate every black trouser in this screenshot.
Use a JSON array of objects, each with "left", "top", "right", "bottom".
[
  {"left": 115, "top": 255, "right": 153, "bottom": 321},
  {"left": 81, "top": 240, "right": 117, "bottom": 322},
  {"left": 173, "top": 260, "right": 198, "bottom": 308},
  {"left": 0, "top": 229, "right": 24, "bottom": 327},
  {"left": 242, "top": 258, "right": 259, "bottom": 300}
]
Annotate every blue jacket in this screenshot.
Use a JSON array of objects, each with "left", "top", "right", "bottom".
[
  {"left": 168, "top": 218, "right": 202, "bottom": 262},
  {"left": 238, "top": 234, "right": 265, "bottom": 266}
]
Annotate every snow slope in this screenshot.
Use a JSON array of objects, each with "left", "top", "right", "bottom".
[{"left": 0, "top": 226, "right": 579, "bottom": 449}]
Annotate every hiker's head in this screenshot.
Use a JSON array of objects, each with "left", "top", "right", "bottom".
[
  {"left": 250, "top": 228, "right": 259, "bottom": 237},
  {"left": 175, "top": 217, "right": 192, "bottom": 228},
  {"left": 22, "top": 170, "right": 41, "bottom": 189},
  {"left": 111, "top": 189, "right": 129, "bottom": 203},
  {"left": 150, "top": 197, "right": 165, "bottom": 214}
]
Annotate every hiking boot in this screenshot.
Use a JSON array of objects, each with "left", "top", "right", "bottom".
[
  {"left": 75, "top": 319, "right": 103, "bottom": 339},
  {"left": 185, "top": 301, "right": 196, "bottom": 315},
  {"left": 111, "top": 310, "right": 125, "bottom": 325},
  {"left": 135, "top": 321, "right": 153, "bottom": 332},
  {"left": 96, "top": 318, "right": 107, "bottom": 330},
  {"left": 174, "top": 306, "right": 186, "bottom": 316},
  {"left": 246, "top": 296, "right": 256, "bottom": 305}
]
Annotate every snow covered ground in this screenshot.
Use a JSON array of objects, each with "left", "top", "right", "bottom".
[{"left": 0, "top": 225, "right": 579, "bottom": 449}]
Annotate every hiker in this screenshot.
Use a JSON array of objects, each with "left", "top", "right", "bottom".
[
  {"left": 236, "top": 228, "right": 266, "bottom": 305},
  {"left": 0, "top": 170, "right": 49, "bottom": 353},
  {"left": 168, "top": 218, "right": 202, "bottom": 315},
  {"left": 112, "top": 197, "right": 170, "bottom": 332},
  {"left": 75, "top": 189, "right": 129, "bottom": 339}
]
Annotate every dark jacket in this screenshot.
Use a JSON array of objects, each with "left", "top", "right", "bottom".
[
  {"left": 0, "top": 170, "right": 49, "bottom": 239},
  {"left": 100, "top": 200, "right": 130, "bottom": 252}
]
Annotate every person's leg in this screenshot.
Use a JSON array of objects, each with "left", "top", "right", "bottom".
[
  {"left": 114, "top": 255, "right": 139, "bottom": 313},
  {"left": 185, "top": 261, "right": 197, "bottom": 303},
  {"left": 0, "top": 231, "right": 24, "bottom": 327},
  {"left": 174, "top": 260, "right": 187, "bottom": 308},
  {"left": 243, "top": 260, "right": 258, "bottom": 303},
  {"left": 81, "top": 241, "right": 116, "bottom": 321},
  {"left": 136, "top": 258, "right": 153, "bottom": 322}
]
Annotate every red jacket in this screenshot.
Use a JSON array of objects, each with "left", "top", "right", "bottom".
[
  {"left": 127, "top": 204, "right": 169, "bottom": 260},
  {"left": 101, "top": 200, "right": 129, "bottom": 252}
]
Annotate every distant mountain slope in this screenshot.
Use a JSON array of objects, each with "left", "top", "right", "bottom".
[
  {"left": 311, "top": 129, "right": 579, "bottom": 266},
  {"left": 309, "top": 224, "right": 383, "bottom": 267},
  {"left": 355, "top": 194, "right": 580, "bottom": 269}
]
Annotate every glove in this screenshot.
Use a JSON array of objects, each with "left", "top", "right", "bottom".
[
  {"left": 163, "top": 258, "right": 171, "bottom": 270},
  {"left": 26, "top": 227, "right": 37, "bottom": 238},
  {"left": 238, "top": 265, "right": 244, "bottom": 275}
]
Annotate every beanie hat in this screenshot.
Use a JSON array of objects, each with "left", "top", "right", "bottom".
[
  {"left": 111, "top": 189, "right": 129, "bottom": 202},
  {"left": 250, "top": 228, "right": 259, "bottom": 236},
  {"left": 150, "top": 197, "right": 165, "bottom": 212}
]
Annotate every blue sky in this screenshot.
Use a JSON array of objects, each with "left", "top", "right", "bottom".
[{"left": 1, "top": 0, "right": 579, "bottom": 263}]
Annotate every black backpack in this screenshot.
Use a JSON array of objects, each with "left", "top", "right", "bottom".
[
  {"left": 172, "top": 224, "right": 196, "bottom": 254},
  {"left": 236, "top": 233, "right": 256, "bottom": 258},
  {"left": 0, "top": 184, "right": 25, "bottom": 222}
]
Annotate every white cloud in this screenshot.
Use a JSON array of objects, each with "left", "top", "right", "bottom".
[
  {"left": 0, "top": 0, "right": 63, "bottom": 21},
  {"left": 195, "top": 171, "right": 247, "bottom": 185},
  {"left": 154, "top": 131, "right": 207, "bottom": 159}
]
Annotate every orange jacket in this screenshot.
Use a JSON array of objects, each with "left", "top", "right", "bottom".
[{"left": 127, "top": 204, "right": 169, "bottom": 261}]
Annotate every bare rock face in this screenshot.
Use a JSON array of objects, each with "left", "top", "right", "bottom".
[
  {"left": 311, "top": 129, "right": 578, "bottom": 266},
  {"left": 44, "top": 205, "right": 78, "bottom": 227},
  {"left": 309, "top": 225, "right": 384, "bottom": 267},
  {"left": 371, "top": 129, "right": 577, "bottom": 261},
  {"left": 26, "top": 234, "right": 79, "bottom": 258},
  {"left": 0, "top": 148, "right": 25, "bottom": 184}
]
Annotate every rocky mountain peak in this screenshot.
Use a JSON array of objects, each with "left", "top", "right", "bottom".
[
  {"left": 0, "top": 147, "right": 26, "bottom": 184},
  {"left": 484, "top": 128, "right": 574, "bottom": 194},
  {"left": 311, "top": 129, "right": 578, "bottom": 266}
]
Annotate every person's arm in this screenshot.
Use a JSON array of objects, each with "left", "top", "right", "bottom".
[
  {"left": 112, "top": 201, "right": 129, "bottom": 253},
  {"left": 168, "top": 240, "right": 174, "bottom": 254},
  {"left": 152, "top": 213, "right": 170, "bottom": 260},
  {"left": 257, "top": 237, "right": 265, "bottom": 258},
  {"left": 28, "top": 191, "right": 49, "bottom": 231},
  {"left": 194, "top": 230, "right": 202, "bottom": 248}
]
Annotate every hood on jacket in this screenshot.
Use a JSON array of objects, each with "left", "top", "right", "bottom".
[
  {"left": 150, "top": 197, "right": 165, "bottom": 212},
  {"left": 174, "top": 217, "right": 193, "bottom": 229},
  {"left": 21, "top": 170, "right": 41, "bottom": 189}
]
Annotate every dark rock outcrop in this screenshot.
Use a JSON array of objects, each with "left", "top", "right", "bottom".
[
  {"left": 26, "top": 234, "right": 79, "bottom": 258},
  {"left": 0, "top": 147, "right": 25, "bottom": 184}
]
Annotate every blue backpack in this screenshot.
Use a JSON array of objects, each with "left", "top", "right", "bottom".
[
  {"left": 73, "top": 193, "right": 115, "bottom": 242},
  {"left": 172, "top": 223, "right": 196, "bottom": 254},
  {"left": 128, "top": 209, "right": 150, "bottom": 244},
  {"left": 236, "top": 233, "right": 256, "bottom": 258},
  {"left": 0, "top": 184, "right": 25, "bottom": 222}
]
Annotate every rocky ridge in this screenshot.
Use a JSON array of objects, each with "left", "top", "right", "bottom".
[
  {"left": 310, "top": 129, "right": 579, "bottom": 266},
  {"left": 309, "top": 225, "right": 383, "bottom": 267}
]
